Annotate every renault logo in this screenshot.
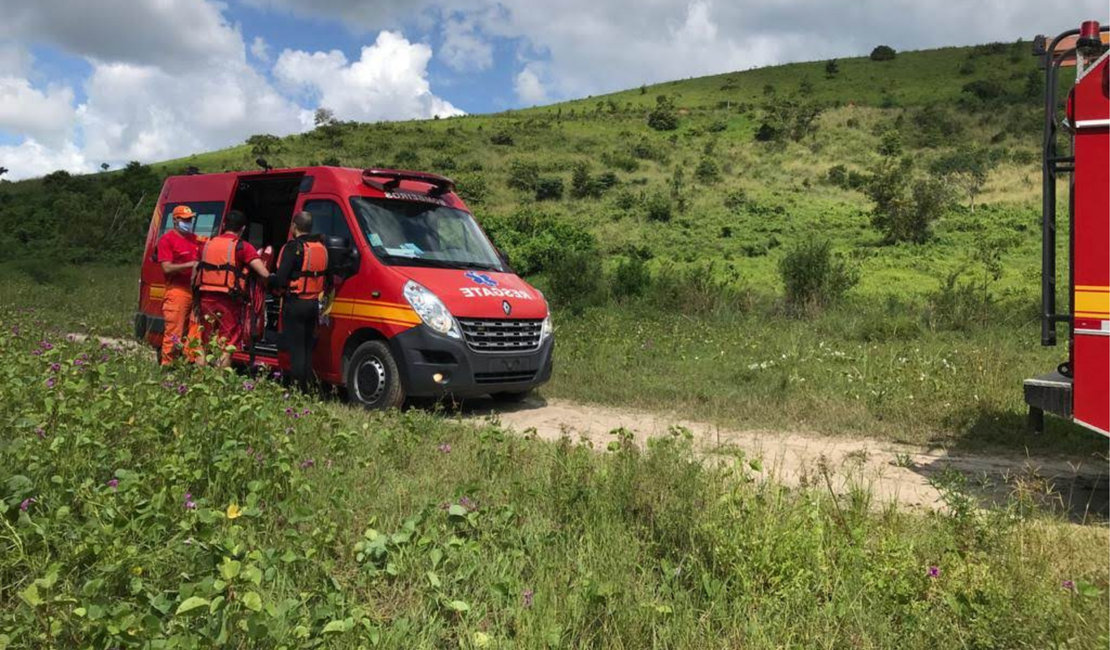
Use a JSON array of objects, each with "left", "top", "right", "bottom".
[{"left": 502, "top": 300, "right": 512, "bottom": 316}]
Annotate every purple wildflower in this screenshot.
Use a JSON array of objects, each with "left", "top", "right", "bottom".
[
  {"left": 20, "top": 497, "right": 36, "bottom": 512},
  {"left": 183, "top": 492, "right": 196, "bottom": 510},
  {"left": 242, "top": 380, "right": 255, "bottom": 391},
  {"left": 49, "top": 363, "right": 60, "bottom": 372},
  {"left": 41, "top": 341, "right": 53, "bottom": 350},
  {"left": 272, "top": 370, "right": 283, "bottom": 380},
  {"left": 522, "top": 588, "right": 534, "bottom": 608},
  {"left": 301, "top": 407, "right": 311, "bottom": 416},
  {"left": 927, "top": 566, "right": 940, "bottom": 579},
  {"left": 438, "top": 443, "right": 452, "bottom": 454},
  {"left": 45, "top": 377, "right": 55, "bottom": 389},
  {"left": 32, "top": 349, "right": 42, "bottom": 356},
  {"left": 107, "top": 479, "right": 119, "bottom": 490},
  {"left": 299, "top": 458, "right": 315, "bottom": 470},
  {"left": 75, "top": 358, "right": 85, "bottom": 366},
  {"left": 284, "top": 407, "right": 295, "bottom": 417},
  {"left": 34, "top": 428, "right": 45, "bottom": 439},
  {"left": 1062, "top": 580, "right": 1076, "bottom": 591},
  {"left": 177, "top": 384, "right": 188, "bottom": 396},
  {"left": 11, "top": 325, "right": 19, "bottom": 336},
  {"left": 459, "top": 496, "right": 477, "bottom": 512},
  {"left": 66, "top": 334, "right": 76, "bottom": 342}
]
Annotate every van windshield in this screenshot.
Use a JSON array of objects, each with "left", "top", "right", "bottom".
[{"left": 349, "top": 197, "right": 504, "bottom": 272}]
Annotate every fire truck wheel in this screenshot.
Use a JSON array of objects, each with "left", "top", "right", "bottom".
[
  {"left": 346, "top": 340, "right": 405, "bottom": 410},
  {"left": 492, "top": 390, "right": 532, "bottom": 403}
]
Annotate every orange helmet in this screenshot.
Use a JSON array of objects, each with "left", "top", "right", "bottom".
[{"left": 171, "top": 205, "right": 196, "bottom": 220}]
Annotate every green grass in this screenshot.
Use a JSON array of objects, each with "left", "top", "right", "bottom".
[
  {"left": 2, "top": 302, "right": 1107, "bottom": 649},
  {"left": 1, "top": 263, "right": 1100, "bottom": 457}
]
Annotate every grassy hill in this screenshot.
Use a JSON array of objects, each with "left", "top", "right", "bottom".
[
  {"left": 1, "top": 39, "right": 1062, "bottom": 294},
  {"left": 1, "top": 39, "right": 1094, "bottom": 449}
]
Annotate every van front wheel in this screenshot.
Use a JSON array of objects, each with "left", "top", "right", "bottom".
[{"left": 346, "top": 340, "right": 405, "bottom": 410}]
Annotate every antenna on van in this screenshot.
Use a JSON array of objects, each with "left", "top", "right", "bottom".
[{"left": 255, "top": 157, "right": 272, "bottom": 172}]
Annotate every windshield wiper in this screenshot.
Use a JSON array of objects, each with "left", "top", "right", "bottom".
[{"left": 384, "top": 256, "right": 500, "bottom": 272}]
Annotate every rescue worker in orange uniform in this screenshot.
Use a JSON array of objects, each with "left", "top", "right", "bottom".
[
  {"left": 155, "top": 205, "right": 202, "bottom": 365},
  {"left": 271, "top": 211, "right": 329, "bottom": 392},
  {"left": 194, "top": 210, "right": 270, "bottom": 368}
]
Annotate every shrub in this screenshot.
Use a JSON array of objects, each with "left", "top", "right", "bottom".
[
  {"left": 825, "top": 59, "right": 840, "bottom": 79},
  {"left": 647, "top": 95, "right": 679, "bottom": 131},
  {"left": 827, "top": 164, "right": 849, "bottom": 188},
  {"left": 723, "top": 189, "right": 747, "bottom": 211},
  {"left": 877, "top": 130, "right": 903, "bottom": 157},
  {"left": 694, "top": 158, "right": 721, "bottom": 184},
  {"left": 534, "top": 176, "right": 564, "bottom": 201},
  {"left": 506, "top": 159, "right": 540, "bottom": 192},
  {"left": 925, "top": 268, "right": 995, "bottom": 331},
  {"left": 870, "top": 45, "right": 897, "bottom": 61},
  {"left": 245, "top": 134, "right": 282, "bottom": 157},
  {"left": 601, "top": 150, "right": 640, "bottom": 172},
  {"left": 707, "top": 119, "right": 728, "bottom": 132},
  {"left": 482, "top": 209, "right": 597, "bottom": 276},
  {"left": 778, "top": 237, "right": 858, "bottom": 313},
  {"left": 545, "top": 248, "right": 602, "bottom": 309},
  {"left": 570, "top": 162, "right": 599, "bottom": 199},
  {"left": 489, "top": 131, "right": 515, "bottom": 146},
  {"left": 756, "top": 96, "right": 824, "bottom": 143},
  {"left": 453, "top": 172, "right": 489, "bottom": 206},
  {"left": 962, "top": 78, "right": 1007, "bottom": 103},
  {"left": 610, "top": 254, "right": 652, "bottom": 299},
  {"left": 612, "top": 188, "right": 638, "bottom": 211},
  {"left": 866, "top": 160, "right": 953, "bottom": 244},
  {"left": 910, "top": 105, "right": 963, "bottom": 147},
  {"left": 644, "top": 191, "right": 672, "bottom": 222},
  {"left": 648, "top": 261, "right": 746, "bottom": 315}
]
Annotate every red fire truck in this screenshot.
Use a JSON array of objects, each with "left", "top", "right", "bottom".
[
  {"left": 1024, "top": 20, "right": 1109, "bottom": 436},
  {"left": 134, "top": 167, "right": 553, "bottom": 409}
]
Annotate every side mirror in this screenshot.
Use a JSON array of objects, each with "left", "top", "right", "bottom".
[
  {"left": 324, "top": 236, "right": 359, "bottom": 278},
  {"left": 496, "top": 247, "right": 513, "bottom": 272}
]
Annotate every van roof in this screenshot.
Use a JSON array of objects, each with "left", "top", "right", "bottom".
[{"left": 164, "top": 165, "right": 467, "bottom": 211}]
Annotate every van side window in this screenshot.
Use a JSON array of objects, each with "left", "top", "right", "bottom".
[
  {"left": 159, "top": 202, "right": 224, "bottom": 238},
  {"left": 302, "top": 200, "right": 353, "bottom": 244}
]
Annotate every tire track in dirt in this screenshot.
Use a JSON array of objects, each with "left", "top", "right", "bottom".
[{"left": 462, "top": 396, "right": 1109, "bottom": 520}]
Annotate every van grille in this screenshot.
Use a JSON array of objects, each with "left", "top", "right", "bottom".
[
  {"left": 457, "top": 318, "right": 543, "bottom": 353},
  {"left": 475, "top": 370, "right": 537, "bottom": 384}
]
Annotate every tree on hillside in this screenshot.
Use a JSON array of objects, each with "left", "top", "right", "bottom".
[
  {"left": 755, "top": 96, "right": 824, "bottom": 143},
  {"left": 100, "top": 163, "right": 110, "bottom": 172},
  {"left": 647, "top": 95, "right": 679, "bottom": 131},
  {"left": 865, "top": 158, "right": 953, "bottom": 244},
  {"left": 246, "top": 134, "right": 282, "bottom": 157},
  {"left": 824, "top": 59, "right": 840, "bottom": 79},
  {"left": 929, "top": 146, "right": 998, "bottom": 213},
  {"left": 870, "top": 45, "right": 897, "bottom": 61},
  {"left": 314, "top": 108, "right": 338, "bottom": 128}
]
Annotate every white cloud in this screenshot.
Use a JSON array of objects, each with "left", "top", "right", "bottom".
[
  {"left": 250, "top": 36, "right": 271, "bottom": 63},
  {"left": 440, "top": 18, "right": 493, "bottom": 72},
  {"left": 0, "top": 42, "right": 33, "bottom": 77},
  {"left": 0, "top": 138, "right": 91, "bottom": 180},
  {"left": 274, "top": 31, "right": 464, "bottom": 122},
  {"left": 0, "top": 0, "right": 244, "bottom": 71},
  {"left": 0, "top": 77, "right": 76, "bottom": 147},
  {"left": 513, "top": 64, "right": 548, "bottom": 105},
  {"left": 78, "top": 59, "right": 304, "bottom": 164},
  {"left": 257, "top": 0, "right": 1108, "bottom": 103}
]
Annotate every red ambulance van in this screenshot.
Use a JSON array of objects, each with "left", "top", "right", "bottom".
[{"left": 135, "top": 166, "right": 553, "bottom": 409}]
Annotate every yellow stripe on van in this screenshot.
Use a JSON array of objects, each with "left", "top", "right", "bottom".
[
  {"left": 1075, "top": 287, "right": 1110, "bottom": 318},
  {"left": 149, "top": 284, "right": 166, "bottom": 300},
  {"left": 330, "top": 299, "right": 421, "bottom": 325}
]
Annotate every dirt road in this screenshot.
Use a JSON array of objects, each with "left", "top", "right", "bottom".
[{"left": 463, "top": 396, "right": 1109, "bottom": 520}]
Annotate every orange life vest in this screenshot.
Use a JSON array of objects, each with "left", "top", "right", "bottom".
[
  {"left": 195, "top": 235, "right": 245, "bottom": 294},
  {"left": 282, "top": 240, "right": 329, "bottom": 299}
]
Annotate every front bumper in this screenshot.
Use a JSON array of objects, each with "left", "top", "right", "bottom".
[{"left": 390, "top": 325, "right": 553, "bottom": 398}]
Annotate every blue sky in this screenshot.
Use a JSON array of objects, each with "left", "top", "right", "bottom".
[{"left": 0, "top": 0, "right": 1104, "bottom": 179}]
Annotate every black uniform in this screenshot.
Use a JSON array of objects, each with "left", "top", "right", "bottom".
[{"left": 272, "top": 235, "right": 325, "bottom": 391}]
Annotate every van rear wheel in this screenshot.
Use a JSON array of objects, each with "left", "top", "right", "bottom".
[{"left": 346, "top": 340, "right": 405, "bottom": 410}]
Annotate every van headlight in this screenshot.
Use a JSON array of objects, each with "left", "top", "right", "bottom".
[
  {"left": 403, "top": 280, "right": 461, "bottom": 339},
  {"left": 540, "top": 311, "right": 553, "bottom": 341}
]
